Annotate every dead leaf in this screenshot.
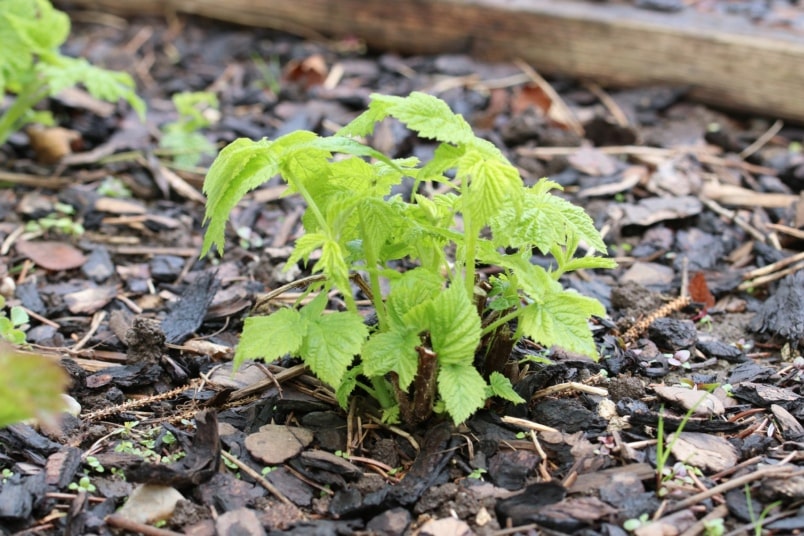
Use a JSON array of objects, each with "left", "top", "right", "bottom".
[
  {"left": 688, "top": 272, "right": 715, "bottom": 309},
  {"left": 284, "top": 54, "right": 328, "bottom": 89},
  {"left": 512, "top": 83, "right": 553, "bottom": 116},
  {"left": 64, "top": 286, "right": 117, "bottom": 314},
  {"left": 15, "top": 240, "right": 87, "bottom": 271},
  {"left": 567, "top": 145, "right": 619, "bottom": 176}
]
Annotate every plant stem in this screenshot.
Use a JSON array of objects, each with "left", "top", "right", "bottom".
[
  {"left": 462, "top": 215, "right": 478, "bottom": 299},
  {"left": 359, "top": 212, "right": 388, "bottom": 331},
  {"left": 480, "top": 307, "right": 522, "bottom": 337},
  {"left": 285, "top": 173, "right": 358, "bottom": 312},
  {"left": 369, "top": 376, "right": 395, "bottom": 409},
  {"left": 0, "top": 79, "right": 50, "bottom": 146},
  {"left": 286, "top": 175, "right": 327, "bottom": 235}
]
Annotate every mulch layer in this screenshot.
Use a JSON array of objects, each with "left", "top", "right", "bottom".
[{"left": 0, "top": 7, "right": 803, "bottom": 536}]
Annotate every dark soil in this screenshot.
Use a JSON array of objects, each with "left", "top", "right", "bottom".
[{"left": 1, "top": 6, "right": 803, "bottom": 536}]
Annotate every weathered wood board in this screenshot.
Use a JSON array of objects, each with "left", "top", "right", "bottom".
[{"left": 61, "top": 0, "right": 804, "bottom": 122}]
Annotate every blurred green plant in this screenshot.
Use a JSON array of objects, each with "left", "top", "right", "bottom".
[
  {"left": 159, "top": 91, "right": 219, "bottom": 168},
  {"left": 0, "top": 342, "right": 68, "bottom": 428},
  {"left": 24, "top": 201, "right": 84, "bottom": 236},
  {"left": 0, "top": 295, "right": 28, "bottom": 345},
  {"left": 0, "top": 0, "right": 145, "bottom": 146}
]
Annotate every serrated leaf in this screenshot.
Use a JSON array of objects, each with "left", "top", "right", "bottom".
[
  {"left": 358, "top": 197, "right": 400, "bottom": 259},
  {"left": 337, "top": 98, "right": 393, "bottom": 137},
  {"left": 419, "top": 142, "right": 466, "bottom": 179},
  {"left": 0, "top": 343, "right": 68, "bottom": 428},
  {"left": 518, "top": 290, "right": 605, "bottom": 357},
  {"left": 234, "top": 307, "right": 305, "bottom": 369},
  {"left": 3, "top": 0, "right": 69, "bottom": 58},
  {"left": 300, "top": 311, "right": 368, "bottom": 388},
  {"left": 488, "top": 372, "right": 525, "bottom": 404},
  {"left": 426, "top": 283, "right": 482, "bottom": 366},
  {"left": 304, "top": 136, "right": 398, "bottom": 169},
  {"left": 202, "top": 137, "right": 277, "bottom": 255},
  {"left": 494, "top": 185, "right": 608, "bottom": 255},
  {"left": 558, "top": 256, "right": 618, "bottom": 272},
  {"left": 286, "top": 231, "right": 327, "bottom": 268},
  {"left": 438, "top": 363, "right": 487, "bottom": 424},
  {"left": 362, "top": 329, "right": 421, "bottom": 390},
  {"left": 374, "top": 92, "right": 475, "bottom": 145},
  {"left": 462, "top": 153, "right": 523, "bottom": 226},
  {"left": 386, "top": 268, "right": 443, "bottom": 330},
  {"left": 39, "top": 58, "right": 145, "bottom": 119},
  {"left": 335, "top": 364, "right": 362, "bottom": 408},
  {"left": 315, "top": 239, "right": 350, "bottom": 296}
]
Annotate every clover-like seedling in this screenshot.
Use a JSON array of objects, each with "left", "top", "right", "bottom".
[{"left": 202, "top": 92, "right": 615, "bottom": 425}]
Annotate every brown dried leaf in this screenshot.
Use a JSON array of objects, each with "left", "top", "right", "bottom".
[
  {"left": 15, "top": 240, "right": 87, "bottom": 271},
  {"left": 688, "top": 272, "right": 715, "bottom": 309},
  {"left": 283, "top": 54, "right": 328, "bottom": 89}
]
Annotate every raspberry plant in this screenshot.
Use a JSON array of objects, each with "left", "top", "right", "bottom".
[{"left": 202, "top": 92, "right": 614, "bottom": 424}]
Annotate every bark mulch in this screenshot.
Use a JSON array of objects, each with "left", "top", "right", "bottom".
[{"left": 0, "top": 8, "right": 803, "bottom": 536}]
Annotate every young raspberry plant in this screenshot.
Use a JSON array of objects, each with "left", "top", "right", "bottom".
[{"left": 202, "top": 92, "right": 615, "bottom": 425}]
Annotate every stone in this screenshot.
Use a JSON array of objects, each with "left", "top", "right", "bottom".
[
  {"left": 245, "top": 425, "right": 314, "bottom": 465},
  {"left": 117, "top": 484, "right": 184, "bottom": 524}
]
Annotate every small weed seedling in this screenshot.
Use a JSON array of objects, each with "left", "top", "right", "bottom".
[
  {"left": 655, "top": 396, "right": 704, "bottom": 496},
  {"left": 24, "top": 202, "right": 84, "bottom": 237},
  {"left": 202, "top": 92, "right": 615, "bottom": 425},
  {"left": 0, "top": 0, "right": 144, "bottom": 146},
  {"left": 467, "top": 467, "right": 487, "bottom": 480},
  {"left": 68, "top": 475, "right": 96, "bottom": 493},
  {"left": 1, "top": 468, "right": 13, "bottom": 483},
  {"left": 0, "top": 296, "right": 28, "bottom": 345},
  {"left": 623, "top": 513, "right": 650, "bottom": 532},
  {"left": 745, "top": 485, "right": 782, "bottom": 536}
]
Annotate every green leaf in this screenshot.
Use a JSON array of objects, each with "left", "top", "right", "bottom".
[
  {"left": 337, "top": 98, "right": 394, "bottom": 138},
  {"left": 300, "top": 310, "right": 368, "bottom": 388},
  {"left": 386, "top": 268, "right": 443, "bottom": 330},
  {"left": 558, "top": 256, "right": 618, "bottom": 273},
  {"left": 202, "top": 137, "right": 278, "bottom": 255},
  {"left": 371, "top": 92, "right": 475, "bottom": 145},
  {"left": 462, "top": 152, "right": 523, "bottom": 226},
  {"left": 426, "top": 283, "right": 482, "bottom": 366},
  {"left": 160, "top": 130, "right": 216, "bottom": 168},
  {"left": 39, "top": 58, "right": 145, "bottom": 119},
  {"left": 286, "top": 231, "right": 327, "bottom": 268},
  {"left": 493, "top": 182, "right": 608, "bottom": 255},
  {"left": 9, "top": 306, "right": 28, "bottom": 328},
  {"left": 488, "top": 372, "right": 525, "bottom": 404},
  {"left": 0, "top": 343, "right": 68, "bottom": 428},
  {"left": 315, "top": 239, "right": 351, "bottom": 297},
  {"left": 234, "top": 307, "right": 305, "bottom": 369},
  {"left": 437, "top": 363, "right": 487, "bottom": 424},
  {"left": 518, "top": 290, "right": 605, "bottom": 357},
  {"left": 335, "top": 364, "right": 362, "bottom": 408},
  {"left": 362, "top": 329, "right": 420, "bottom": 390}
]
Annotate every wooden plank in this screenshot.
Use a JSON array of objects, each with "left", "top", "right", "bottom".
[{"left": 60, "top": 0, "right": 804, "bottom": 122}]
